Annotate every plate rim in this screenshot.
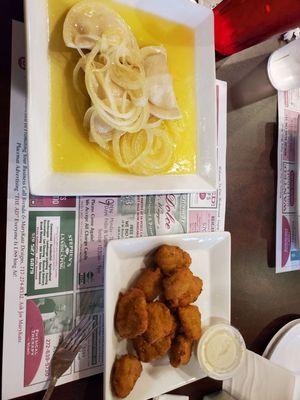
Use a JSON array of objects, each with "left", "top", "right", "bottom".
[{"left": 263, "top": 319, "right": 300, "bottom": 359}]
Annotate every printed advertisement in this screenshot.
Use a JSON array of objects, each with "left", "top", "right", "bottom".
[
  {"left": 276, "top": 89, "right": 300, "bottom": 272},
  {"left": 27, "top": 212, "right": 75, "bottom": 294}
]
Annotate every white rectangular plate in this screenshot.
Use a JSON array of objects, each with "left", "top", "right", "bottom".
[
  {"left": 25, "top": 0, "right": 217, "bottom": 195},
  {"left": 105, "top": 232, "right": 231, "bottom": 400}
]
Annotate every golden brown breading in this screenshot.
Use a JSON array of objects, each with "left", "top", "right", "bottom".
[
  {"left": 111, "top": 355, "right": 142, "bottom": 398},
  {"left": 133, "top": 335, "right": 172, "bottom": 362},
  {"left": 163, "top": 269, "right": 202, "bottom": 308},
  {"left": 115, "top": 288, "right": 148, "bottom": 339},
  {"left": 154, "top": 245, "right": 192, "bottom": 275},
  {"left": 178, "top": 305, "right": 201, "bottom": 340},
  {"left": 169, "top": 335, "right": 193, "bottom": 367},
  {"left": 169, "top": 315, "right": 178, "bottom": 340},
  {"left": 134, "top": 267, "right": 162, "bottom": 301},
  {"left": 143, "top": 301, "right": 175, "bottom": 344}
]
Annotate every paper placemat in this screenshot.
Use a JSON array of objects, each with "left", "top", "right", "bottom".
[{"left": 2, "top": 20, "right": 227, "bottom": 399}]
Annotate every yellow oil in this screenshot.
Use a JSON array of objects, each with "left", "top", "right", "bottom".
[{"left": 48, "top": 0, "right": 196, "bottom": 174}]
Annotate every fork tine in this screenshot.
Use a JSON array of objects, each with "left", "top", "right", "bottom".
[
  {"left": 73, "top": 325, "right": 97, "bottom": 352},
  {"left": 63, "top": 318, "right": 94, "bottom": 350},
  {"left": 61, "top": 317, "right": 89, "bottom": 348},
  {"left": 62, "top": 318, "right": 89, "bottom": 347},
  {"left": 71, "top": 319, "right": 95, "bottom": 345},
  {"left": 78, "top": 292, "right": 92, "bottom": 318},
  {"left": 68, "top": 319, "right": 96, "bottom": 352},
  {"left": 77, "top": 319, "right": 96, "bottom": 343}
]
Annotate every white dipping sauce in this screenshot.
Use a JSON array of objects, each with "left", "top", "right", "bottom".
[{"left": 197, "top": 324, "right": 245, "bottom": 380}]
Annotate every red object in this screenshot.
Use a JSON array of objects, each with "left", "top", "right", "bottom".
[
  {"left": 214, "top": 0, "right": 300, "bottom": 55},
  {"left": 29, "top": 195, "right": 76, "bottom": 208},
  {"left": 24, "top": 301, "right": 45, "bottom": 386}
]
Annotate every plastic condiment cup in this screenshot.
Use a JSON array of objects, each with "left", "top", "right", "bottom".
[
  {"left": 268, "top": 38, "right": 300, "bottom": 91},
  {"left": 197, "top": 323, "right": 246, "bottom": 380}
]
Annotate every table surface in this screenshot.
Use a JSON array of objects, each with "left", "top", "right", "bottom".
[{"left": 1, "top": 1, "right": 300, "bottom": 400}]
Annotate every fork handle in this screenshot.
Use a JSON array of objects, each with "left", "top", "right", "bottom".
[{"left": 42, "top": 376, "right": 58, "bottom": 400}]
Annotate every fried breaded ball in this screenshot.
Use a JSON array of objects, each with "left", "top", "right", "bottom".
[
  {"left": 155, "top": 245, "right": 192, "bottom": 275},
  {"left": 143, "top": 301, "right": 175, "bottom": 344},
  {"left": 178, "top": 305, "right": 201, "bottom": 340},
  {"left": 133, "top": 335, "right": 172, "bottom": 362},
  {"left": 115, "top": 288, "right": 148, "bottom": 339},
  {"left": 111, "top": 355, "right": 142, "bottom": 398},
  {"left": 163, "top": 269, "right": 202, "bottom": 308},
  {"left": 169, "top": 335, "right": 193, "bottom": 367},
  {"left": 134, "top": 267, "right": 162, "bottom": 301}
]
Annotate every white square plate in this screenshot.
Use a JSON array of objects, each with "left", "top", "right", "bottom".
[
  {"left": 105, "top": 232, "right": 231, "bottom": 400},
  {"left": 25, "top": 0, "right": 217, "bottom": 195}
]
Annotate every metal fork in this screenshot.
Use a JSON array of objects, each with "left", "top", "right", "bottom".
[{"left": 42, "top": 317, "right": 96, "bottom": 400}]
